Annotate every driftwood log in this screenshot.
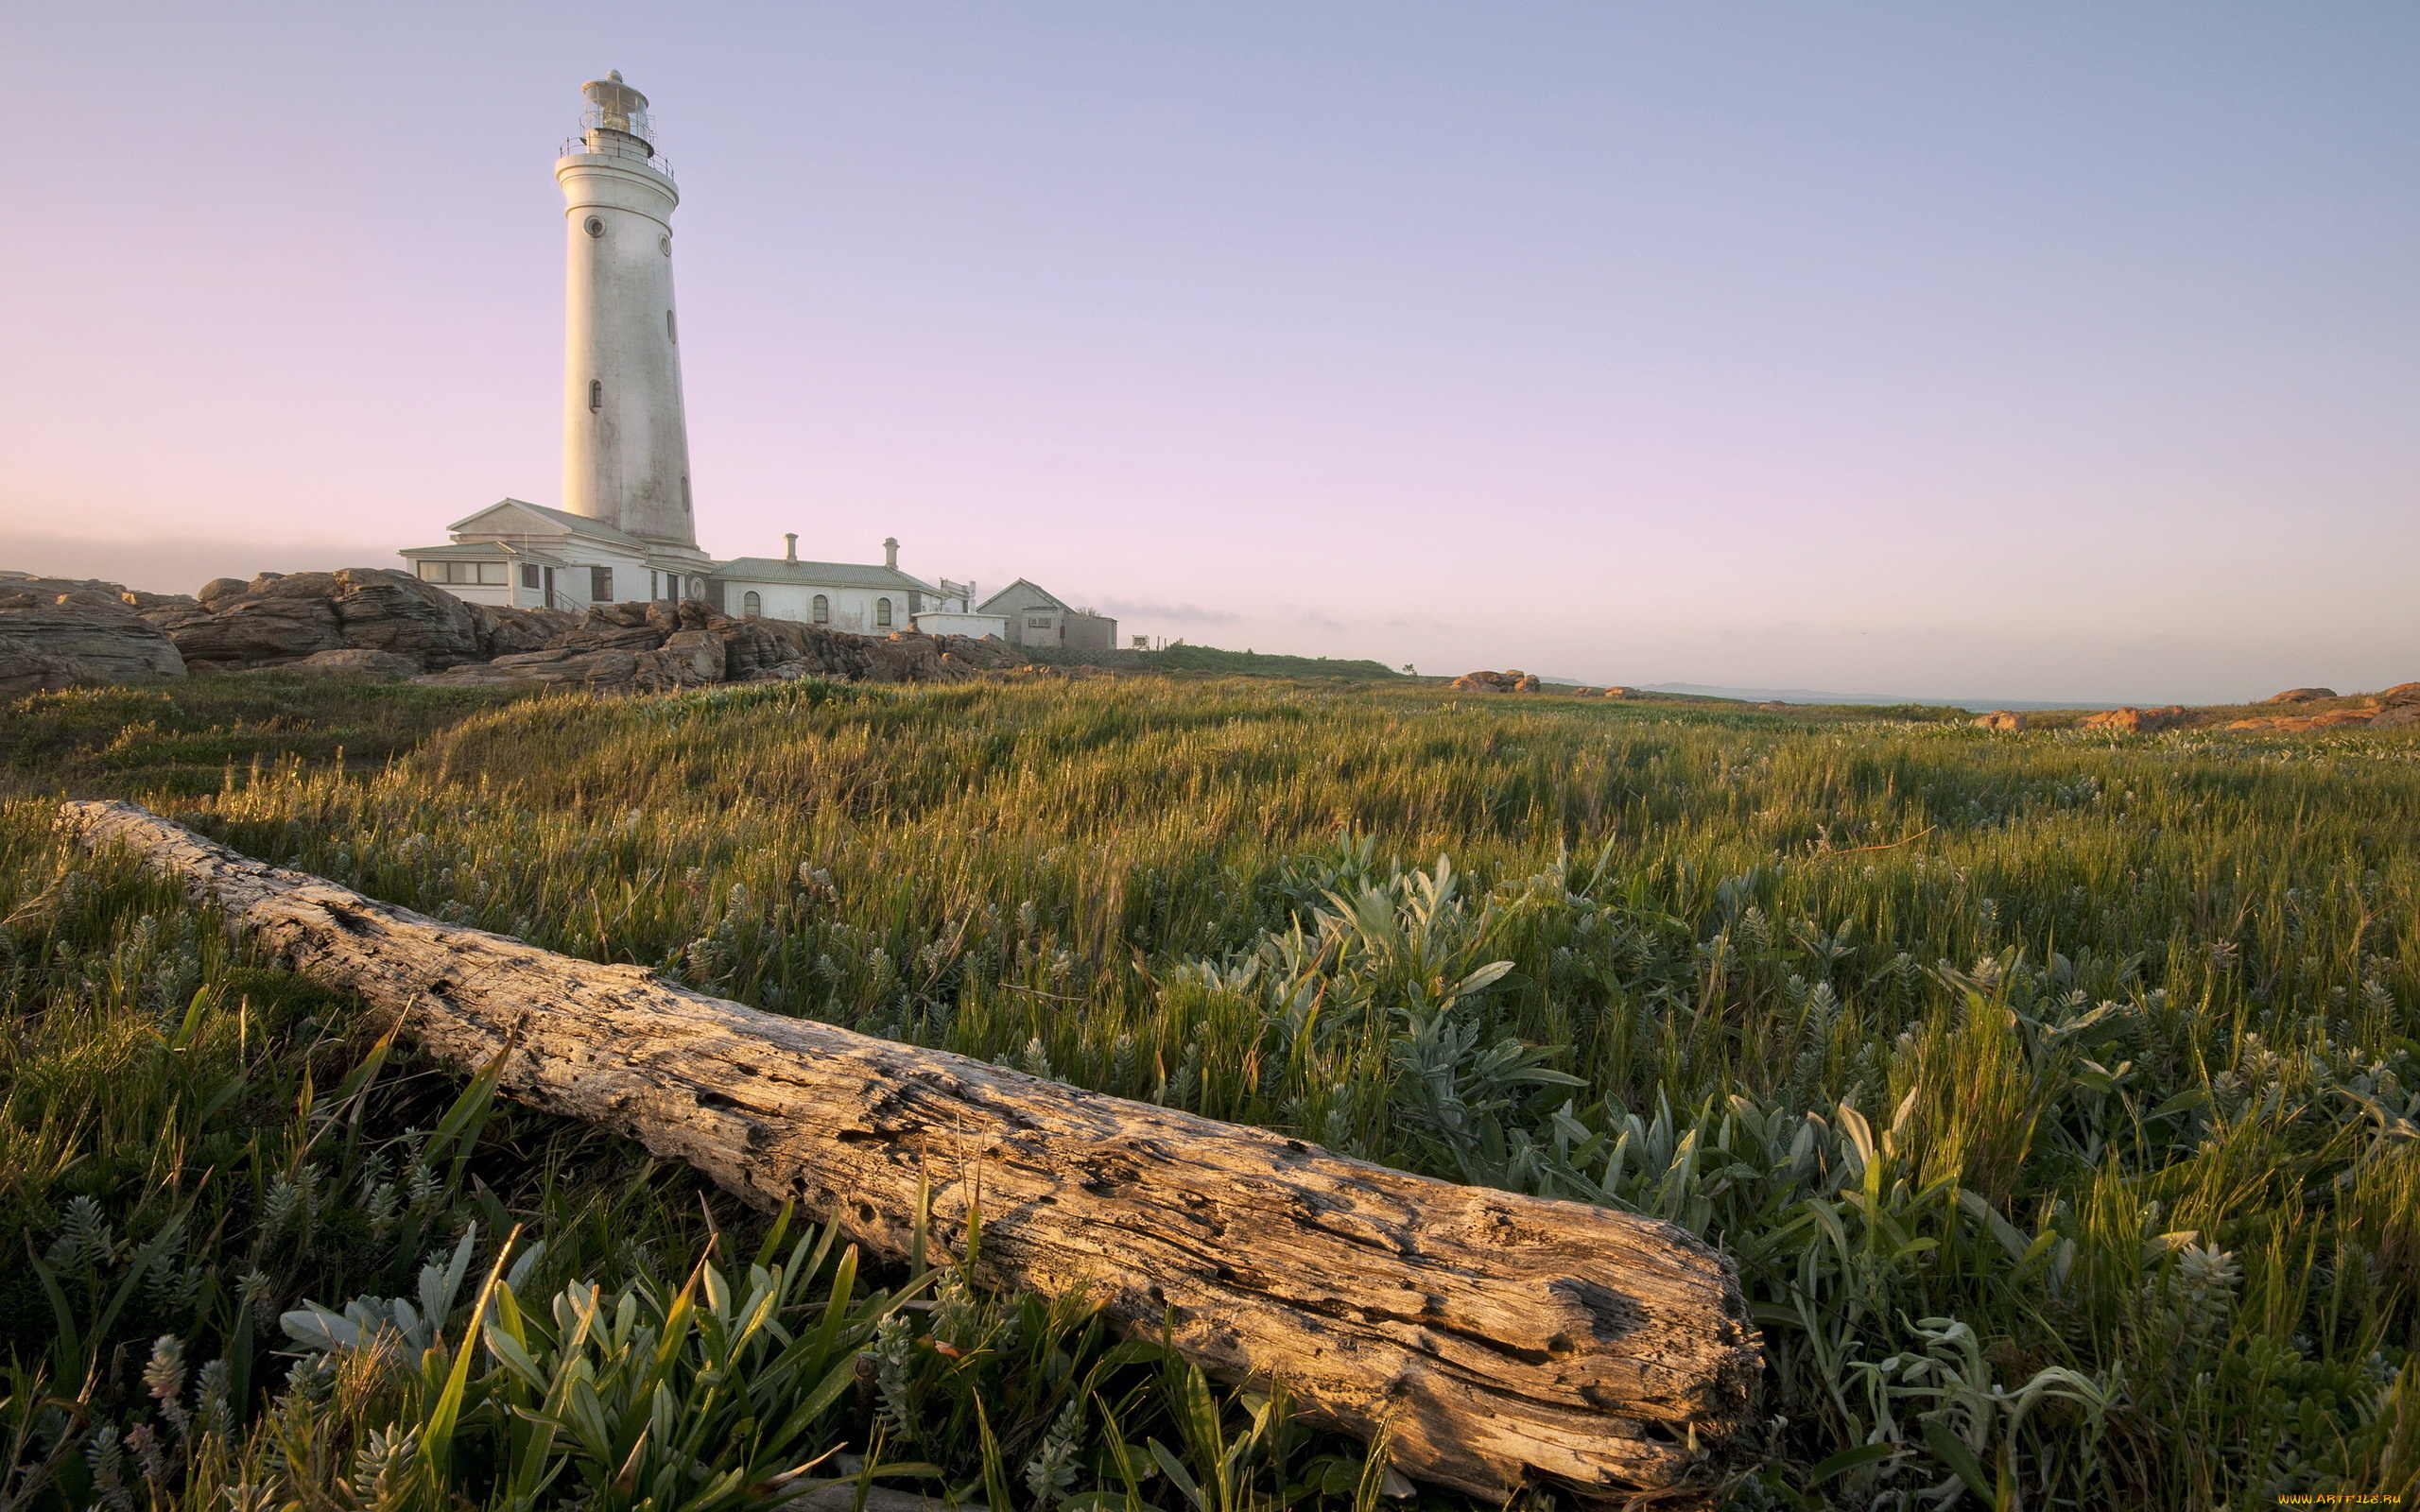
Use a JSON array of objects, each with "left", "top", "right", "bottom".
[{"left": 65, "top": 799, "right": 1760, "bottom": 1500}]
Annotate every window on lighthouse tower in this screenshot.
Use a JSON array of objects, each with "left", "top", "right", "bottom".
[{"left": 589, "top": 380, "right": 602, "bottom": 413}]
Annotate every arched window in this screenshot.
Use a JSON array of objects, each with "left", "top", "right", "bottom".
[
  {"left": 812, "top": 593, "right": 830, "bottom": 625},
  {"left": 588, "top": 379, "right": 602, "bottom": 412},
  {"left": 875, "top": 597, "right": 892, "bottom": 627},
  {"left": 741, "top": 591, "right": 761, "bottom": 618}
]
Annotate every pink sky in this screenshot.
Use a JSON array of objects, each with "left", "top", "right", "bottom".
[{"left": 4, "top": 4, "right": 2413, "bottom": 702}]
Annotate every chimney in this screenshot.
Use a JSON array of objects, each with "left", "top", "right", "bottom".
[
  {"left": 883, "top": 536, "right": 899, "bottom": 570},
  {"left": 783, "top": 532, "right": 798, "bottom": 563}
]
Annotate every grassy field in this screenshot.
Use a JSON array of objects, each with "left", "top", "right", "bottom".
[{"left": 3, "top": 670, "right": 2416, "bottom": 1510}]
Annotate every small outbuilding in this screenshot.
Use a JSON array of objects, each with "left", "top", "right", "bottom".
[{"left": 977, "top": 579, "right": 1117, "bottom": 649}]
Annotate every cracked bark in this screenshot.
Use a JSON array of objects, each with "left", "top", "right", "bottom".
[{"left": 64, "top": 799, "right": 1761, "bottom": 1502}]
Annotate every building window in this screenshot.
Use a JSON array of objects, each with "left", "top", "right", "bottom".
[
  {"left": 875, "top": 597, "right": 892, "bottom": 627},
  {"left": 666, "top": 310, "right": 678, "bottom": 343},
  {"left": 590, "top": 566, "right": 614, "bottom": 602},
  {"left": 812, "top": 593, "right": 829, "bottom": 625},
  {"left": 681, "top": 474, "right": 691, "bottom": 512},
  {"left": 584, "top": 216, "right": 606, "bottom": 238},
  {"left": 742, "top": 591, "right": 761, "bottom": 618},
  {"left": 589, "top": 379, "right": 602, "bottom": 412},
  {"left": 683, "top": 576, "right": 704, "bottom": 599},
  {"left": 1027, "top": 616, "right": 1054, "bottom": 630},
  {"left": 418, "top": 560, "right": 507, "bottom": 586},
  {"left": 521, "top": 564, "right": 541, "bottom": 590}
]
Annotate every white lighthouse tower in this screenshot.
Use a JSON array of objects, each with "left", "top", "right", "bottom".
[{"left": 558, "top": 72, "right": 706, "bottom": 576}]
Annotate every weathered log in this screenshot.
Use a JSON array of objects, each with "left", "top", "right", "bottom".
[{"left": 65, "top": 799, "right": 1760, "bottom": 1500}]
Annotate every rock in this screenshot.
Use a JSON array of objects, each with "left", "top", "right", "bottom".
[
  {"left": 1572, "top": 688, "right": 1597, "bottom": 697},
  {"left": 198, "top": 577, "right": 249, "bottom": 605},
  {"left": 416, "top": 622, "right": 719, "bottom": 695},
  {"left": 2260, "top": 687, "right": 2337, "bottom": 704},
  {"left": 150, "top": 568, "right": 481, "bottom": 672},
  {"left": 416, "top": 647, "right": 638, "bottom": 690},
  {"left": 635, "top": 628, "right": 726, "bottom": 691},
  {"left": 325, "top": 568, "right": 483, "bottom": 668},
  {"left": 1971, "top": 711, "right": 2026, "bottom": 731},
  {"left": 118, "top": 588, "right": 198, "bottom": 612},
  {"left": 2379, "top": 682, "right": 2420, "bottom": 706},
  {"left": 1450, "top": 670, "right": 1536, "bottom": 693},
  {"left": 705, "top": 618, "right": 794, "bottom": 680},
  {"left": 156, "top": 573, "right": 347, "bottom": 668},
  {"left": 2080, "top": 705, "right": 2190, "bottom": 734},
  {"left": 2221, "top": 709, "right": 2376, "bottom": 733},
  {"left": 2372, "top": 704, "right": 2420, "bottom": 730},
  {"left": 0, "top": 635, "right": 83, "bottom": 698},
  {"left": 548, "top": 610, "right": 668, "bottom": 652},
  {"left": 1602, "top": 686, "right": 1634, "bottom": 699},
  {"left": 0, "top": 579, "right": 186, "bottom": 686},
  {"left": 292, "top": 647, "right": 421, "bottom": 678},
  {"left": 469, "top": 602, "right": 583, "bottom": 658}
]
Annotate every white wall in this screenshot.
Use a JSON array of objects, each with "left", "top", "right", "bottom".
[
  {"left": 732, "top": 580, "right": 908, "bottom": 632},
  {"left": 911, "top": 611, "right": 1008, "bottom": 639}
]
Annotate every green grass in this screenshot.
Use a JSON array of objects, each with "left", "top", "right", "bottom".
[{"left": 3, "top": 672, "right": 2416, "bottom": 1509}]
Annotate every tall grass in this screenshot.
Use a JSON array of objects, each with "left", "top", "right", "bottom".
[{"left": 5, "top": 671, "right": 2417, "bottom": 1508}]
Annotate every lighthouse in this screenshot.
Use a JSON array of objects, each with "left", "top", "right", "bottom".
[
  {"left": 557, "top": 72, "right": 703, "bottom": 564},
  {"left": 402, "top": 72, "right": 978, "bottom": 617}
]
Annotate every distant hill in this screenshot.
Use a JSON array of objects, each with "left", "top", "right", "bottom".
[
  {"left": 1022, "top": 644, "right": 1403, "bottom": 680},
  {"left": 1638, "top": 682, "right": 2126, "bottom": 713}
]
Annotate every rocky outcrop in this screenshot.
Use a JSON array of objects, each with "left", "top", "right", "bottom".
[
  {"left": 2223, "top": 707, "right": 2377, "bottom": 733},
  {"left": 468, "top": 602, "right": 584, "bottom": 658},
  {"left": 3, "top": 562, "right": 1036, "bottom": 699},
  {"left": 2080, "top": 706, "right": 2191, "bottom": 734},
  {"left": 145, "top": 574, "right": 340, "bottom": 667},
  {"left": 411, "top": 600, "right": 1023, "bottom": 694},
  {"left": 0, "top": 636, "right": 84, "bottom": 698},
  {"left": 2361, "top": 686, "right": 2419, "bottom": 730},
  {"left": 1602, "top": 686, "right": 1634, "bottom": 699},
  {"left": 1972, "top": 711, "right": 2026, "bottom": 731},
  {"left": 1451, "top": 669, "right": 1540, "bottom": 694},
  {"left": 147, "top": 569, "right": 483, "bottom": 672},
  {"left": 2242, "top": 684, "right": 2420, "bottom": 730},
  {"left": 292, "top": 648, "right": 423, "bottom": 678},
  {"left": 0, "top": 576, "right": 186, "bottom": 689}
]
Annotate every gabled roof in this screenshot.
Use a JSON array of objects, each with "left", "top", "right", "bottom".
[
  {"left": 446, "top": 498, "right": 648, "bottom": 549},
  {"left": 714, "top": 558, "right": 941, "bottom": 593},
  {"left": 976, "top": 577, "right": 1067, "bottom": 615},
  {"left": 401, "top": 542, "right": 574, "bottom": 567}
]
